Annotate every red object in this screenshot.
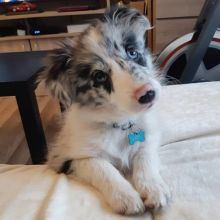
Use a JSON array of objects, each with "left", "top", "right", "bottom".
[
  {"left": 160, "top": 37, "right": 220, "bottom": 70},
  {"left": 7, "top": 2, "right": 37, "bottom": 13}
]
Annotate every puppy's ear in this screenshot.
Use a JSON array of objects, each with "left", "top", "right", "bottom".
[
  {"left": 38, "top": 39, "right": 75, "bottom": 108},
  {"left": 104, "top": 6, "right": 151, "bottom": 39}
]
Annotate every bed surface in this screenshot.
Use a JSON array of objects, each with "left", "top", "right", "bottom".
[{"left": 1, "top": 82, "right": 220, "bottom": 220}]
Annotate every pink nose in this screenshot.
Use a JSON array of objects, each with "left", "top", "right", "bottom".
[{"left": 135, "top": 84, "right": 156, "bottom": 104}]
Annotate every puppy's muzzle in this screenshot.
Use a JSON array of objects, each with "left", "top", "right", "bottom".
[{"left": 135, "top": 84, "right": 156, "bottom": 104}]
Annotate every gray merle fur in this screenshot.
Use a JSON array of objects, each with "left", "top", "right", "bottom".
[{"left": 38, "top": 6, "right": 151, "bottom": 109}]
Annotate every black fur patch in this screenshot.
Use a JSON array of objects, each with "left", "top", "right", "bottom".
[
  {"left": 76, "top": 84, "right": 91, "bottom": 95},
  {"left": 123, "top": 34, "right": 147, "bottom": 66},
  {"left": 95, "top": 101, "right": 103, "bottom": 106},
  {"left": 130, "top": 12, "right": 142, "bottom": 24},
  {"left": 105, "top": 37, "right": 112, "bottom": 48},
  {"left": 58, "top": 159, "right": 73, "bottom": 174},
  {"left": 76, "top": 64, "right": 91, "bottom": 79},
  {"left": 117, "top": 60, "right": 125, "bottom": 70},
  {"left": 93, "top": 73, "right": 114, "bottom": 94},
  {"left": 49, "top": 63, "right": 65, "bottom": 80},
  {"left": 131, "top": 66, "right": 136, "bottom": 72},
  {"left": 49, "top": 48, "right": 72, "bottom": 80},
  {"left": 136, "top": 54, "right": 146, "bottom": 66},
  {"left": 76, "top": 56, "right": 114, "bottom": 95},
  {"left": 114, "top": 42, "right": 119, "bottom": 51},
  {"left": 124, "top": 33, "right": 138, "bottom": 48}
]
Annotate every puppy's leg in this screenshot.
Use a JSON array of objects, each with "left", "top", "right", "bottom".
[
  {"left": 132, "top": 137, "right": 170, "bottom": 210},
  {"left": 73, "top": 158, "right": 145, "bottom": 215}
]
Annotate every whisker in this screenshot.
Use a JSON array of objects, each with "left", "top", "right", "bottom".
[{"left": 164, "top": 75, "right": 182, "bottom": 85}]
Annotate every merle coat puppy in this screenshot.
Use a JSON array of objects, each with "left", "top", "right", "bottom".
[{"left": 40, "top": 7, "right": 170, "bottom": 215}]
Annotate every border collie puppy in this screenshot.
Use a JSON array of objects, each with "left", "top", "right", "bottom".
[{"left": 39, "top": 6, "right": 170, "bottom": 215}]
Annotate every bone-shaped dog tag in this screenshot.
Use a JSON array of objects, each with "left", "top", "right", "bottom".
[{"left": 128, "top": 130, "right": 145, "bottom": 145}]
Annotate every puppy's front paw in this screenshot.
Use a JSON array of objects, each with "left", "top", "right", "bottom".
[
  {"left": 136, "top": 177, "right": 170, "bottom": 210},
  {"left": 110, "top": 188, "right": 145, "bottom": 215}
]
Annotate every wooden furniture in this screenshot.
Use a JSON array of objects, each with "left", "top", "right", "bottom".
[
  {"left": 0, "top": 1, "right": 108, "bottom": 53},
  {"left": 145, "top": 0, "right": 156, "bottom": 52},
  {"left": 0, "top": 1, "right": 152, "bottom": 53},
  {"left": 155, "top": 0, "right": 205, "bottom": 53},
  {"left": 1, "top": 1, "right": 206, "bottom": 55},
  {"left": 0, "top": 9, "right": 106, "bottom": 21},
  {"left": 0, "top": 51, "right": 47, "bottom": 164},
  {"left": 0, "top": 96, "right": 60, "bottom": 164}
]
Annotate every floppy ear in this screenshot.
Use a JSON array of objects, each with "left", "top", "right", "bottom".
[
  {"left": 38, "top": 39, "right": 75, "bottom": 108},
  {"left": 104, "top": 6, "right": 151, "bottom": 41}
]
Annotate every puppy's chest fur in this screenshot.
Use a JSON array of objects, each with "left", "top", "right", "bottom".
[
  {"left": 97, "top": 124, "right": 145, "bottom": 172},
  {"left": 53, "top": 106, "right": 158, "bottom": 174}
]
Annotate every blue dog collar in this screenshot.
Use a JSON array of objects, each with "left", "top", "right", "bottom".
[{"left": 112, "top": 121, "right": 134, "bottom": 130}]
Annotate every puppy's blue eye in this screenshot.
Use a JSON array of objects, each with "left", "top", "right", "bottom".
[{"left": 126, "top": 47, "right": 138, "bottom": 60}]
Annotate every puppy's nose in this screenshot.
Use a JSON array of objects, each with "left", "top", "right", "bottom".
[
  {"left": 138, "top": 90, "right": 155, "bottom": 104},
  {"left": 135, "top": 84, "right": 156, "bottom": 104}
]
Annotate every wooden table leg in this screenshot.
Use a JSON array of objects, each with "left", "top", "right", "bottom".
[{"left": 16, "top": 83, "right": 47, "bottom": 164}]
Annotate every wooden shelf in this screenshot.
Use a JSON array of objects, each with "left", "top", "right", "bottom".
[
  {"left": 0, "top": 32, "right": 80, "bottom": 42},
  {"left": 0, "top": 1, "right": 109, "bottom": 52},
  {"left": 0, "top": 8, "right": 106, "bottom": 21}
]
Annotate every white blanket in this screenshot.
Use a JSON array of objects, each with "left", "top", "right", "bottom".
[{"left": 0, "top": 82, "right": 220, "bottom": 220}]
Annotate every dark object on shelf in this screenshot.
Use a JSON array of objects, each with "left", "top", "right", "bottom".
[
  {"left": 57, "top": 5, "right": 98, "bottom": 13},
  {"left": 7, "top": 2, "right": 37, "bottom": 13},
  {"left": 0, "top": 51, "right": 48, "bottom": 164},
  {"left": 0, "top": 27, "right": 18, "bottom": 37},
  {"left": 0, "top": 7, "right": 4, "bottom": 14},
  {"left": 30, "top": 26, "right": 67, "bottom": 35}
]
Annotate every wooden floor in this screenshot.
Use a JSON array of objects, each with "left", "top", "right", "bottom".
[{"left": 0, "top": 95, "right": 60, "bottom": 164}]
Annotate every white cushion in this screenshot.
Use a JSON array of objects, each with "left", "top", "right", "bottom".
[{"left": 1, "top": 82, "right": 220, "bottom": 220}]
